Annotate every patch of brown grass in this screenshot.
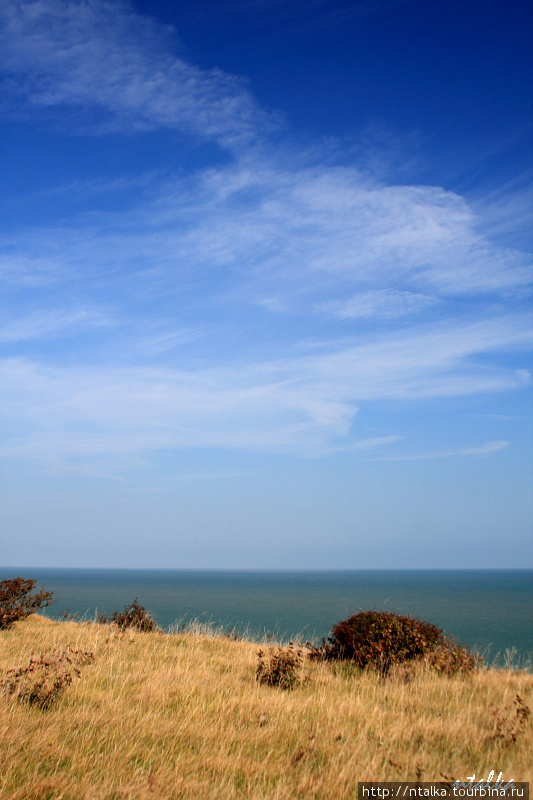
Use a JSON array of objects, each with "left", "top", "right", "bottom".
[
  {"left": 0, "top": 615, "right": 531, "bottom": 799},
  {"left": 2, "top": 645, "right": 94, "bottom": 709}
]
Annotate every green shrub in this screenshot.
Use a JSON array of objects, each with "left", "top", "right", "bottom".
[
  {"left": 256, "top": 643, "right": 304, "bottom": 690},
  {"left": 0, "top": 577, "right": 54, "bottom": 630},
  {"left": 97, "top": 598, "right": 161, "bottom": 632},
  {"left": 311, "top": 610, "right": 478, "bottom": 675}
]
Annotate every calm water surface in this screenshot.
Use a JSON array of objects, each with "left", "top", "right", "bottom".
[{"left": 2, "top": 568, "right": 532, "bottom": 664}]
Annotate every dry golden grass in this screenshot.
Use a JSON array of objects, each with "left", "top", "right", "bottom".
[{"left": 0, "top": 614, "right": 532, "bottom": 799}]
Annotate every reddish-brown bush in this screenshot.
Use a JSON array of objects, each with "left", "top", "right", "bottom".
[
  {"left": 310, "top": 610, "right": 479, "bottom": 675},
  {"left": 97, "top": 598, "right": 161, "bottom": 632},
  {"left": 0, "top": 577, "right": 54, "bottom": 630},
  {"left": 256, "top": 643, "right": 305, "bottom": 690},
  {"left": 423, "top": 637, "right": 482, "bottom": 675},
  {"left": 1, "top": 646, "right": 94, "bottom": 710}
]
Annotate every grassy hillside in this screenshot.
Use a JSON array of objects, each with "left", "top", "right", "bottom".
[{"left": 1, "top": 615, "right": 531, "bottom": 799}]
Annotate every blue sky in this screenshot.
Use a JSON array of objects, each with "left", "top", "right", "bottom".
[{"left": 1, "top": 0, "right": 532, "bottom": 569}]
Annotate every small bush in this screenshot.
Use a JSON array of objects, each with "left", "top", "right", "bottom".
[
  {"left": 256, "top": 643, "right": 304, "bottom": 690},
  {"left": 488, "top": 694, "right": 532, "bottom": 745},
  {"left": 1, "top": 646, "right": 94, "bottom": 710},
  {"left": 0, "top": 577, "right": 54, "bottom": 630},
  {"left": 423, "top": 637, "right": 482, "bottom": 675},
  {"left": 97, "top": 598, "right": 161, "bottom": 632},
  {"left": 311, "top": 610, "right": 478, "bottom": 675}
]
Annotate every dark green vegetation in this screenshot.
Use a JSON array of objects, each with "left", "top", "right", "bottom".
[{"left": 0, "top": 577, "right": 54, "bottom": 630}]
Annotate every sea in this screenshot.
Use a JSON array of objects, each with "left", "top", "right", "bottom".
[{"left": 2, "top": 568, "right": 532, "bottom": 666}]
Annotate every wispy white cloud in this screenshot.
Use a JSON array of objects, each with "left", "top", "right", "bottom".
[
  {"left": 0, "top": 2, "right": 529, "bottom": 306},
  {"left": 306, "top": 435, "right": 402, "bottom": 458},
  {"left": 2, "top": 158, "right": 531, "bottom": 307},
  {"left": 0, "top": 0, "right": 272, "bottom": 147},
  {"left": 0, "top": 0, "right": 531, "bottom": 478},
  {"left": 460, "top": 441, "right": 510, "bottom": 456},
  {"left": 0, "top": 253, "right": 65, "bottom": 287},
  {"left": 373, "top": 440, "right": 510, "bottom": 462},
  {"left": 1, "top": 313, "right": 531, "bottom": 468},
  {"left": 0, "top": 308, "right": 111, "bottom": 343},
  {"left": 323, "top": 289, "right": 438, "bottom": 320},
  {"left": 134, "top": 327, "right": 205, "bottom": 356},
  {"left": 469, "top": 168, "right": 533, "bottom": 250}
]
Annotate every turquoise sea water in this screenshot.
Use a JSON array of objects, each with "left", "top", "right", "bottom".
[{"left": 2, "top": 568, "right": 532, "bottom": 664}]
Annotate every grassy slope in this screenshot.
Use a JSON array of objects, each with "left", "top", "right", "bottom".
[{"left": 0, "top": 615, "right": 532, "bottom": 799}]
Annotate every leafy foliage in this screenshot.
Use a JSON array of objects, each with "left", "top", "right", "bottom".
[
  {"left": 1, "top": 646, "right": 94, "bottom": 710},
  {"left": 256, "top": 643, "right": 305, "bottom": 690},
  {"left": 97, "top": 598, "right": 161, "bottom": 632},
  {"left": 310, "top": 610, "right": 479, "bottom": 675},
  {"left": 423, "top": 637, "right": 482, "bottom": 675},
  {"left": 0, "top": 577, "right": 54, "bottom": 630}
]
